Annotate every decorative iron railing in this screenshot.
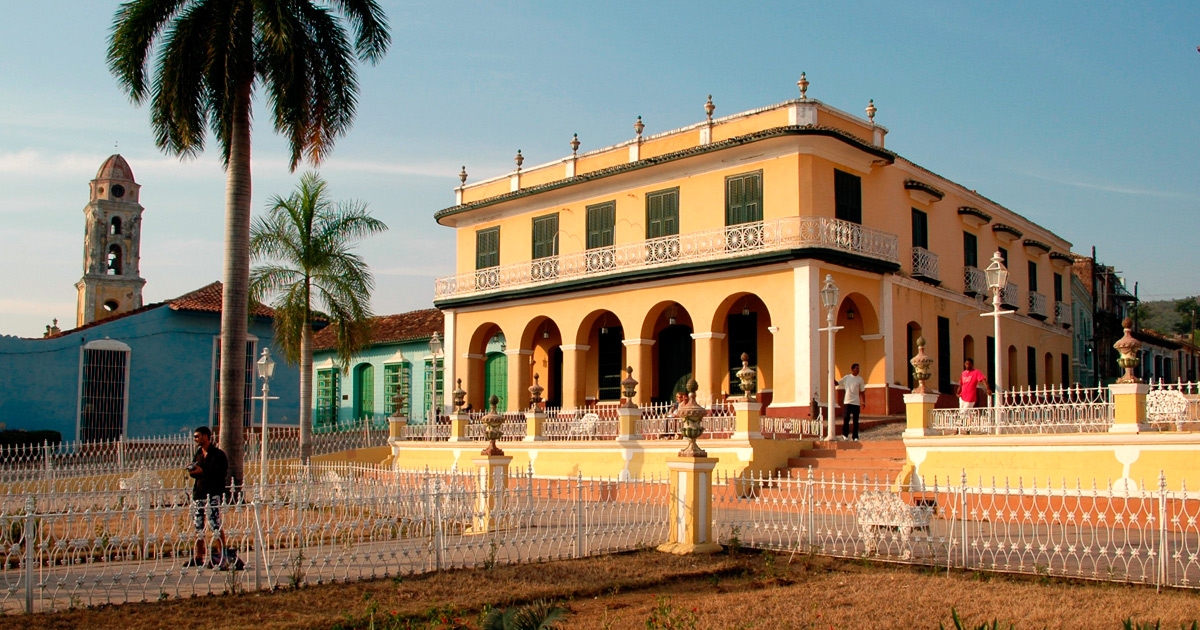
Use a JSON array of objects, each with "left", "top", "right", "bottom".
[
  {"left": 464, "top": 412, "right": 528, "bottom": 441},
  {"left": 1055, "top": 300, "right": 1070, "bottom": 327},
  {"left": 1000, "top": 281, "right": 1020, "bottom": 309},
  {"left": 911, "top": 246, "right": 939, "bottom": 281},
  {"left": 435, "top": 217, "right": 899, "bottom": 299},
  {"left": 759, "top": 415, "right": 824, "bottom": 438},
  {"left": 1146, "top": 380, "right": 1200, "bottom": 431},
  {"left": 963, "top": 265, "right": 987, "bottom": 297},
  {"left": 930, "top": 384, "right": 1113, "bottom": 434},
  {"left": 1027, "top": 290, "right": 1048, "bottom": 319}
]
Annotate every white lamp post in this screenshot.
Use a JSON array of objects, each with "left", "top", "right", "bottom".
[
  {"left": 982, "top": 251, "right": 1013, "bottom": 433},
  {"left": 819, "top": 274, "right": 843, "bottom": 441},
  {"left": 428, "top": 332, "right": 443, "bottom": 440},
  {"left": 254, "top": 347, "right": 277, "bottom": 487}
]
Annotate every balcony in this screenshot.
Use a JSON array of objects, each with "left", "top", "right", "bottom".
[
  {"left": 911, "top": 246, "right": 939, "bottom": 283},
  {"left": 1055, "top": 300, "right": 1071, "bottom": 329},
  {"left": 1000, "top": 282, "right": 1020, "bottom": 310},
  {"left": 1028, "top": 291, "right": 1048, "bottom": 320},
  {"left": 436, "top": 217, "right": 899, "bottom": 300},
  {"left": 963, "top": 266, "right": 986, "bottom": 297}
]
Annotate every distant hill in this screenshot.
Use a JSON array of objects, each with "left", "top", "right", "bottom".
[{"left": 1137, "top": 297, "right": 1200, "bottom": 336}]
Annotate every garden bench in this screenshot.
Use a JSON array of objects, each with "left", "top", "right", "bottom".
[
  {"left": 567, "top": 412, "right": 600, "bottom": 439},
  {"left": 1147, "top": 389, "right": 1189, "bottom": 430},
  {"left": 855, "top": 491, "right": 934, "bottom": 559}
]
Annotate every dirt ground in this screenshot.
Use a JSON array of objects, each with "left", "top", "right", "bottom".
[{"left": 2, "top": 549, "right": 1199, "bottom": 630}]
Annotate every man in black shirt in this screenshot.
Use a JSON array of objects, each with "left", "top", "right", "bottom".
[{"left": 186, "top": 425, "right": 228, "bottom": 568}]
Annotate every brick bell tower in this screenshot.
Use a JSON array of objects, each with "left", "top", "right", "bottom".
[{"left": 75, "top": 154, "right": 146, "bottom": 327}]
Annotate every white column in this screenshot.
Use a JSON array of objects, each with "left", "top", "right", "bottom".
[
  {"left": 793, "top": 264, "right": 819, "bottom": 408},
  {"left": 442, "top": 309, "right": 456, "bottom": 410},
  {"left": 880, "top": 276, "right": 894, "bottom": 393}
]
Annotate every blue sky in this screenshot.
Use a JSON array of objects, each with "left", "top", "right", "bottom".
[{"left": 1, "top": 1, "right": 1197, "bottom": 337}]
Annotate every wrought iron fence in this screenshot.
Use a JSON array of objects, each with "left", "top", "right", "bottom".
[
  {"left": 0, "top": 463, "right": 668, "bottom": 614},
  {"left": 713, "top": 469, "right": 1200, "bottom": 589},
  {"left": 930, "top": 384, "right": 1113, "bottom": 434},
  {"left": 911, "top": 246, "right": 939, "bottom": 281},
  {"left": 963, "top": 265, "right": 987, "bottom": 297},
  {"left": 1027, "top": 290, "right": 1048, "bottom": 319},
  {"left": 1146, "top": 380, "right": 1200, "bottom": 430},
  {"left": 435, "top": 217, "right": 899, "bottom": 298}
]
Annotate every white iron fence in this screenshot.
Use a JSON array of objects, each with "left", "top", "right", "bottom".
[
  {"left": 1146, "top": 380, "right": 1200, "bottom": 430},
  {"left": 713, "top": 469, "right": 1200, "bottom": 590},
  {"left": 930, "top": 384, "right": 1114, "bottom": 434},
  {"left": 0, "top": 462, "right": 668, "bottom": 614}
]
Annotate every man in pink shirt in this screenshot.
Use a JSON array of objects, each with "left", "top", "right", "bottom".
[{"left": 956, "top": 358, "right": 992, "bottom": 409}]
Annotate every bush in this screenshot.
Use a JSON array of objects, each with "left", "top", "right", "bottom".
[{"left": 0, "top": 430, "right": 62, "bottom": 447}]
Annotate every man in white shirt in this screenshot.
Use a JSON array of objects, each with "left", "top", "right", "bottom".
[{"left": 837, "top": 363, "right": 866, "bottom": 441}]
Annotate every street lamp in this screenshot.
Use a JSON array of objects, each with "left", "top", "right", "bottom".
[
  {"left": 819, "top": 274, "right": 843, "bottom": 441},
  {"left": 428, "top": 332, "right": 443, "bottom": 440},
  {"left": 254, "top": 347, "right": 278, "bottom": 487},
  {"left": 982, "top": 251, "right": 1013, "bottom": 432}
]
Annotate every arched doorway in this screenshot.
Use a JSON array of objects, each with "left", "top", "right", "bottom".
[
  {"left": 485, "top": 351, "right": 508, "bottom": 411},
  {"left": 711, "top": 293, "right": 774, "bottom": 400}
]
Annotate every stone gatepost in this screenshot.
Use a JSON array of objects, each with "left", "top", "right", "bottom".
[
  {"left": 657, "top": 380, "right": 722, "bottom": 555},
  {"left": 525, "top": 374, "right": 547, "bottom": 442},
  {"left": 1110, "top": 318, "right": 1150, "bottom": 434},
  {"left": 470, "top": 396, "right": 513, "bottom": 534},
  {"left": 448, "top": 378, "right": 470, "bottom": 442},
  {"left": 732, "top": 353, "right": 762, "bottom": 440},
  {"left": 616, "top": 367, "right": 642, "bottom": 442},
  {"left": 903, "top": 337, "right": 938, "bottom": 438},
  {"left": 388, "top": 393, "right": 408, "bottom": 442}
]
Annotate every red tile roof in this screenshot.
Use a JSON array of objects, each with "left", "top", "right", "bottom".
[
  {"left": 312, "top": 308, "right": 443, "bottom": 351},
  {"left": 168, "top": 281, "right": 275, "bottom": 318}
]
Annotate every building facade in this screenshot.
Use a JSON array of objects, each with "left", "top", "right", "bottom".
[
  {"left": 432, "top": 84, "right": 1075, "bottom": 417},
  {"left": 311, "top": 309, "right": 445, "bottom": 429},
  {"left": 76, "top": 155, "right": 147, "bottom": 327}
]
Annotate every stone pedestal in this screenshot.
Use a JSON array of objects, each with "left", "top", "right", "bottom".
[
  {"left": 524, "top": 410, "right": 546, "bottom": 442},
  {"left": 732, "top": 401, "right": 762, "bottom": 440},
  {"left": 448, "top": 413, "right": 470, "bottom": 442},
  {"left": 657, "top": 456, "right": 722, "bottom": 555},
  {"left": 388, "top": 416, "right": 408, "bottom": 441},
  {"left": 616, "top": 406, "right": 642, "bottom": 442},
  {"left": 902, "top": 393, "right": 939, "bottom": 438},
  {"left": 469, "top": 454, "right": 513, "bottom": 534},
  {"left": 1109, "top": 383, "right": 1150, "bottom": 434}
]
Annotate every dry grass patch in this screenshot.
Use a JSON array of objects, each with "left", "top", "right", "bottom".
[{"left": 1, "top": 551, "right": 1199, "bottom": 629}]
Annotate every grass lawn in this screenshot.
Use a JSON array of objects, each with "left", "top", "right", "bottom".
[{"left": 2, "top": 549, "right": 1199, "bottom": 629}]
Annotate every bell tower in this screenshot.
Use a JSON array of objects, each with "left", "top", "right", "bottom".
[{"left": 75, "top": 154, "right": 146, "bottom": 327}]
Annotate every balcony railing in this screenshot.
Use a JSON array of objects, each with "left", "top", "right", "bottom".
[
  {"left": 436, "top": 217, "right": 899, "bottom": 299},
  {"left": 1000, "top": 282, "right": 1020, "bottom": 309},
  {"left": 963, "top": 266, "right": 986, "bottom": 297},
  {"left": 1055, "top": 301, "right": 1070, "bottom": 328},
  {"left": 911, "top": 246, "right": 939, "bottom": 282},
  {"left": 1028, "top": 291, "right": 1048, "bottom": 320}
]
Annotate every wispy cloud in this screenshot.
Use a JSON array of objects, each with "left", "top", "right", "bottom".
[{"left": 1013, "top": 169, "right": 1197, "bottom": 201}]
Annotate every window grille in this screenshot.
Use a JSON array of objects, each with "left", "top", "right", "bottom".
[
  {"left": 384, "top": 362, "right": 412, "bottom": 417},
  {"left": 316, "top": 369, "right": 340, "bottom": 427},
  {"left": 210, "top": 337, "right": 257, "bottom": 431},
  {"left": 78, "top": 341, "right": 130, "bottom": 442}
]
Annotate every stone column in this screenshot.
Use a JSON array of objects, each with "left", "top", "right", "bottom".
[
  {"left": 902, "top": 393, "right": 938, "bottom": 437},
  {"left": 622, "top": 339, "right": 655, "bottom": 405},
  {"left": 560, "top": 345, "right": 590, "bottom": 409},
  {"left": 657, "top": 456, "right": 721, "bottom": 555},
  {"left": 689, "top": 332, "right": 726, "bottom": 402},
  {"left": 469, "top": 454, "right": 514, "bottom": 533},
  {"left": 505, "top": 348, "right": 532, "bottom": 412},
  {"left": 732, "top": 401, "right": 762, "bottom": 440}
]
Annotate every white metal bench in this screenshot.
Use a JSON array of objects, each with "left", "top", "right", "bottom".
[
  {"left": 567, "top": 412, "right": 600, "bottom": 439},
  {"left": 855, "top": 491, "right": 934, "bottom": 559},
  {"left": 1147, "top": 389, "right": 1189, "bottom": 431}
]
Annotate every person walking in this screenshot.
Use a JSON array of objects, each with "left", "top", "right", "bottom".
[
  {"left": 956, "top": 358, "right": 992, "bottom": 409},
  {"left": 186, "top": 425, "right": 229, "bottom": 568},
  {"left": 837, "top": 363, "right": 866, "bottom": 441}
]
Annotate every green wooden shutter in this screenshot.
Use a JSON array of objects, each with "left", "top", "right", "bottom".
[
  {"left": 383, "top": 362, "right": 411, "bottom": 417},
  {"left": 476, "top": 227, "right": 499, "bottom": 269},
  {"left": 725, "top": 173, "right": 762, "bottom": 226},
  {"left": 586, "top": 202, "right": 615, "bottom": 249},
  {"left": 532, "top": 214, "right": 558, "bottom": 259},
  {"left": 646, "top": 189, "right": 679, "bottom": 238}
]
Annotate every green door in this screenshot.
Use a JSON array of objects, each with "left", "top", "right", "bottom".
[
  {"left": 354, "top": 363, "right": 374, "bottom": 420},
  {"left": 484, "top": 352, "right": 508, "bottom": 412}
]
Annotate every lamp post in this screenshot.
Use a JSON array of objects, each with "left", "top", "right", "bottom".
[
  {"left": 254, "top": 347, "right": 277, "bottom": 487},
  {"left": 428, "top": 332, "right": 443, "bottom": 440},
  {"left": 818, "top": 274, "right": 843, "bottom": 441},
  {"left": 982, "top": 251, "right": 1013, "bottom": 433}
]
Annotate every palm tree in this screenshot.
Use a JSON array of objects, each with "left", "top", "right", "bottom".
[
  {"left": 250, "top": 173, "right": 387, "bottom": 464},
  {"left": 107, "top": 0, "right": 390, "bottom": 482}
]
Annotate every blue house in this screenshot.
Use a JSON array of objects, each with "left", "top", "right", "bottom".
[
  {"left": 0, "top": 282, "right": 299, "bottom": 441},
  {"left": 311, "top": 309, "right": 444, "bottom": 429}
]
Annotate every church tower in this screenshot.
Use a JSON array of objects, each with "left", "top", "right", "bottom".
[{"left": 75, "top": 154, "right": 146, "bottom": 327}]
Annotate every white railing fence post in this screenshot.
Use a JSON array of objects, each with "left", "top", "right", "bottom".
[
  {"left": 1158, "top": 471, "right": 1168, "bottom": 589},
  {"left": 959, "top": 470, "right": 969, "bottom": 569},
  {"left": 575, "top": 473, "right": 584, "bottom": 559},
  {"left": 433, "top": 478, "right": 444, "bottom": 572},
  {"left": 806, "top": 467, "right": 815, "bottom": 552},
  {"left": 23, "top": 497, "right": 35, "bottom": 614}
]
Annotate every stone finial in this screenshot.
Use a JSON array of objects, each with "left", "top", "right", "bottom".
[
  {"left": 677, "top": 379, "right": 708, "bottom": 457},
  {"left": 481, "top": 394, "right": 504, "bottom": 456},
  {"left": 704, "top": 95, "right": 715, "bottom": 122},
  {"left": 453, "top": 378, "right": 466, "bottom": 412},
  {"left": 736, "top": 352, "right": 756, "bottom": 402},
  {"left": 634, "top": 115, "right": 645, "bottom": 140},
  {"left": 389, "top": 392, "right": 407, "bottom": 418},
  {"left": 458, "top": 165, "right": 467, "bottom": 186},
  {"left": 797, "top": 72, "right": 809, "bottom": 100},
  {"left": 514, "top": 150, "right": 524, "bottom": 171},
  {"left": 910, "top": 336, "right": 933, "bottom": 393},
  {"left": 866, "top": 99, "right": 877, "bottom": 124},
  {"left": 1114, "top": 317, "right": 1143, "bottom": 383},
  {"left": 621, "top": 366, "right": 638, "bottom": 408},
  {"left": 528, "top": 373, "right": 544, "bottom": 409},
  {"left": 570, "top": 133, "right": 580, "bottom": 156}
]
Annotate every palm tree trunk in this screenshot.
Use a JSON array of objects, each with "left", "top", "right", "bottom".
[
  {"left": 218, "top": 78, "right": 254, "bottom": 487},
  {"left": 299, "top": 322, "right": 313, "bottom": 464}
]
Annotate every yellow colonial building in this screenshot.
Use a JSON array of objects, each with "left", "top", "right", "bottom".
[{"left": 432, "top": 81, "right": 1075, "bottom": 420}]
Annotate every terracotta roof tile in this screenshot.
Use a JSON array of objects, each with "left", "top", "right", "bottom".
[
  {"left": 312, "top": 308, "right": 443, "bottom": 351},
  {"left": 168, "top": 281, "right": 275, "bottom": 318}
]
